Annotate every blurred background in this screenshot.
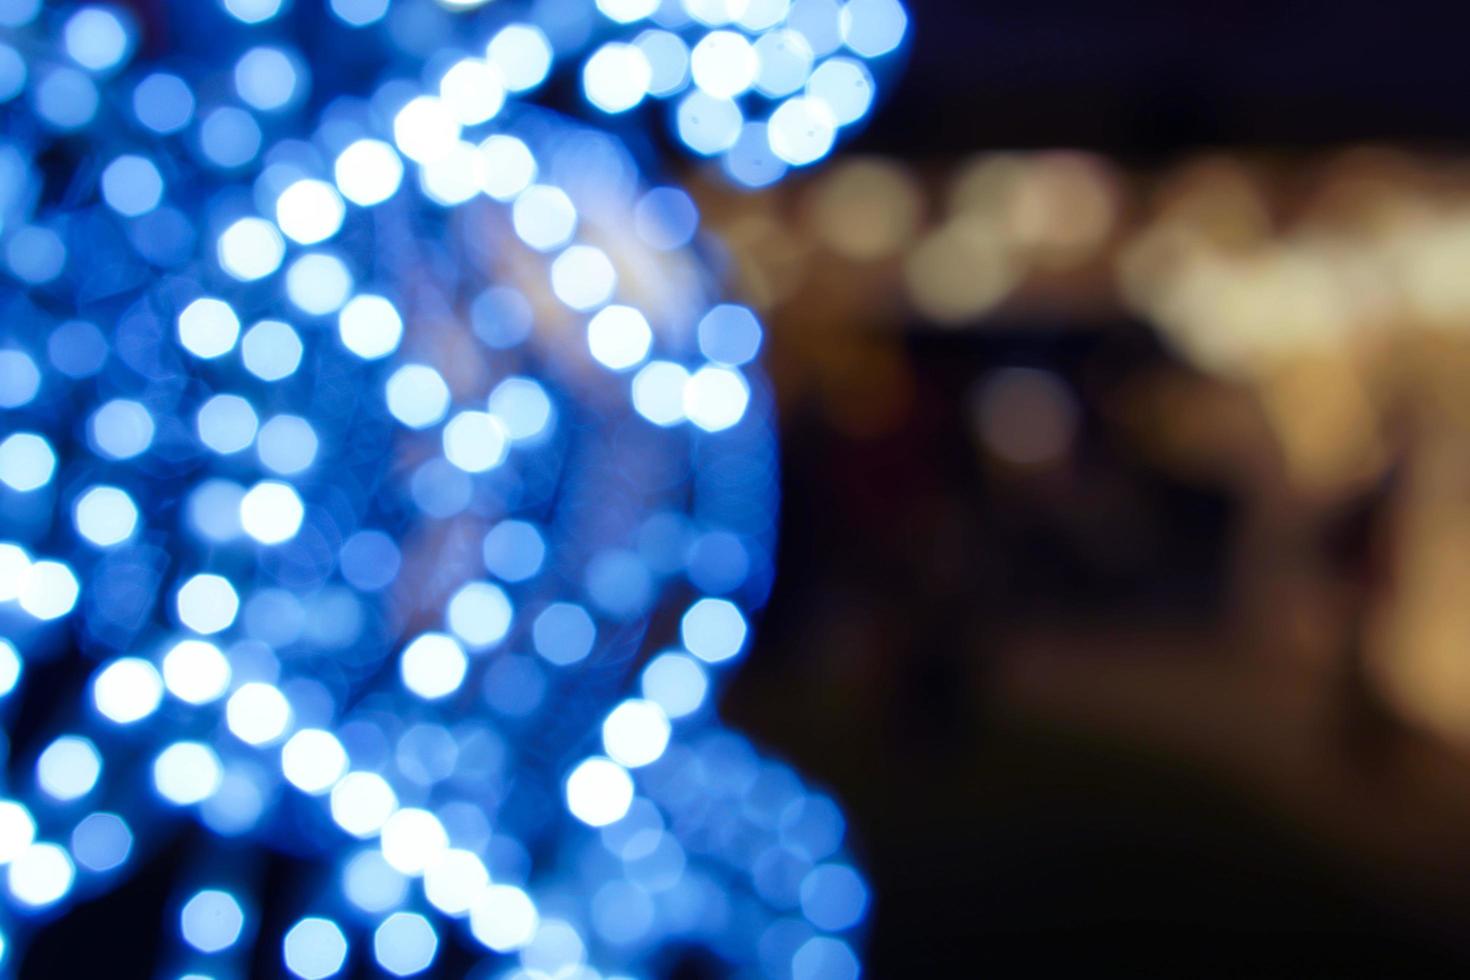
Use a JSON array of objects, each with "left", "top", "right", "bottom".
[{"left": 694, "top": 0, "right": 1470, "bottom": 975}]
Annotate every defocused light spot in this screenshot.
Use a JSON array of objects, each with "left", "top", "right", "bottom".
[
  {"left": 380, "top": 808, "right": 448, "bottom": 876},
  {"left": 374, "top": 912, "right": 437, "bottom": 976},
  {"left": 799, "top": 863, "right": 868, "bottom": 930},
  {"left": 242, "top": 319, "right": 303, "bottom": 381},
  {"left": 8, "top": 842, "right": 74, "bottom": 907},
  {"left": 70, "top": 812, "right": 131, "bottom": 872},
  {"left": 162, "top": 638, "right": 232, "bottom": 704},
  {"left": 423, "top": 848, "right": 488, "bottom": 916},
  {"left": 344, "top": 850, "right": 407, "bottom": 913},
  {"left": 283, "top": 917, "right": 348, "bottom": 980},
  {"left": 235, "top": 46, "right": 300, "bottom": 111},
  {"left": 175, "top": 574, "right": 239, "bottom": 635},
  {"left": 286, "top": 252, "right": 353, "bottom": 315},
  {"left": 697, "top": 304, "right": 762, "bottom": 365},
  {"left": 89, "top": 398, "right": 154, "bottom": 460},
  {"left": 840, "top": 0, "right": 908, "bottom": 57},
  {"left": 584, "top": 43, "right": 652, "bottom": 113},
  {"left": 482, "top": 520, "right": 545, "bottom": 582},
  {"left": 598, "top": 0, "right": 658, "bottom": 22},
  {"left": 239, "top": 480, "right": 305, "bottom": 545},
  {"left": 676, "top": 92, "right": 742, "bottom": 155},
  {"left": 153, "top": 741, "right": 223, "bottom": 805},
  {"left": 133, "top": 72, "right": 193, "bottom": 133},
  {"left": 442, "top": 411, "right": 508, "bottom": 473},
  {"left": 0, "top": 433, "right": 55, "bottom": 492},
  {"left": 335, "top": 139, "right": 404, "bottom": 206},
  {"left": 512, "top": 185, "right": 577, "bottom": 251},
  {"left": 257, "top": 414, "right": 319, "bottom": 475},
  {"left": 329, "top": 0, "right": 388, "bottom": 26},
  {"left": 550, "top": 245, "right": 617, "bottom": 311},
  {"left": 227, "top": 682, "right": 292, "bottom": 745},
  {"left": 393, "top": 96, "right": 459, "bottom": 164},
  {"left": 439, "top": 58, "right": 505, "bottom": 125},
  {"left": 93, "top": 657, "right": 163, "bottom": 724},
  {"left": 603, "top": 699, "right": 671, "bottom": 767},
  {"left": 223, "top": 0, "right": 283, "bottom": 24},
  {"left": 684, "top": 364, "right": 750, "bottom": 431},
  {"left": 681, "top": 597, "right": 747, "bottom": 662},
  {"left": 755, "top": 29, "right": 814, "bottom": 97},
  {"left": 100, "top": 154, "right": 162, "bottom": 217},
  {"left": 180, "top": 889, "right": 245, "bottom": 953},
  {"left": 34, "top": 67, "right": 97, "bottom": 130},
  {"left": 179, "top": 297, "right": 241, "bottom": 359},
  {"left": 634, "top": 30, "right": 690, "bottom": 96},
  {"left": 632, "top": 361, "right": 691, "bottom": 427},
  {"left": 533, "top": 603, "right": 596, "bottom": 666},
  {"left": 0, "top": 640, "right": 20, "bottom": 698},
  {"left": 19, "top": 560, "right": 79, "bottom": 620},
  {"left": 200, "top": 106, "right": 262, "bottom": 168},
  {"left": 486, "top": 25, "right": 552, "bottom": 92},
  {"left": 470, "top": 884, "right": 538, "bottom": 951},
  {"left": 276, "top": 180, "right": 345, "bottom": 245},
  {"left": 0, "top": 802, "right": 35, "bottom": 864},
  {"left": 37, "top": 736, "right": 101, "bottom": 801},
  {"left": 768, "top": 96, "right": 837, "bottom": 166},
  {"left": 400, "top": 633, "right": 468, "bottom": 699},
  {"left": 282, "top": 729, "right": 347, "bottom": 795},
  {"left": 791, "top": 935, "right": 859, "bottom": 980},
  {"left": 478, "top": 135, "right": 536, "bottom": 201},
  {"left": 488, "top": 377, "right": 553, "bottom": 441},
  {"left": 807, "top": 57, "right": 874, "bottom": 126},
  {"left": 385, "top": 364, "right": 450, "bottom": 429},
  {"left": 218, "top": 216, "right": 285, "bottom": 280},
  {"left": 447, "top": 581, "right": 513, "bottom": 648},
  {"left": 565, "top": 757, "right": 634, "bottom": 826},
  {"left": 330, "top": 772, "right": 397, "bottom": 838},
  {"left": 691, "top": 31, "right": 758, "bottom": 99},
  {"left": 641, "top": 652, "right": 708, "bottom": 718},
  {"left": 197, "top": 394, "right": 259, "bottom": 454}
]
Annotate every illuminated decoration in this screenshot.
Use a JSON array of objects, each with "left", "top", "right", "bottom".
[{"left": 0, "top": 0, "right": 873, "bottom": 975}]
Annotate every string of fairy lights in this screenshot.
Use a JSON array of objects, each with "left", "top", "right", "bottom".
[{"left": 0, "top": 0, "right": 903, "bottom": 974}]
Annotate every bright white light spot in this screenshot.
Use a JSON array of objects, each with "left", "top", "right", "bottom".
[
  {"left": 583, "top": 43, "right": 652, "bottom": 113},
  {"left": 768, "top": 95, "right": 837, "bottom": 165},
  {"left": 754, "top": 29, "right": 815, "bottom": 97},
  {"left": 439, "top": 58, "right": 505, "bottom": 125},
  {"left": 840, "top": 0, "right": 907, "bottom": 57},
  {"left": 685, "top": 0, "right": 750, "bottom": 25},
  {"left": 442, "top": 411, "right": 508, "bottom": 473},
  {"left": 93, "top": 657, "right": 163, "bottom": 724},
  {"left": 63, "top": 7, "right": 129, "bottom": 71},
  {"left": 587, "top": 305, "right": 652, "bottom": 371},
  {"left": 0, "top": 802, "right": 35, "bottom": 863},
  {"left": 283, "top": 917, "right": 348, "bottom": 980},
  {"left": 681, "top": 597, "right": 748, "bottom": 662},
  {"left": 478, "top": 135, "right": 536, "bottom": 200},
  {"left": 330, "top": 772, "right": 398, "bottom": 838},
  {"left": 89, "top": 398, "right": 154, "bottom": 459},
  {"left": 487, "top": 377, "right": 553, "bottom": 441},
  {"left": 240, "top": 480, "right": 305, "bottom": 545},
  {"left": 375, "top": 911, "right": 437, "bottom": 976},
  {"left": 598, "top": 0, "right": 658, "bottom": 23},
  {"left": 227, "top": 682, "right": 292, "bottom": 745},
  {"left": 631, "top": 361, "right": 691, "bottom": 427},
  {"left": 640, "top": 652, "right": 709, "bottom": 718},
  {"left": 423, "top": 848, "right": 488, "bottom": 916},
  {"left": 175, "top": 574, "right": 239, "bottom": 635},
  {"left": 153, "top": 741, "right": 223, "bottom": 805},
  {"left": 385, "top": 364, "right": 450, "bottom": 429},
  {"left": 19, "top": 560, "right": 79, "bottom": 620},
  {"left": 393, "top": 96, "right": 459, "bottom": 164},
  {"left": 565, "top": 757, "right": 634, "bottom": 827},
  {"left": 179, "top": 297, "right": 241, "bottom": 359},
  {"left": 257, "top": 414, "right": 319, "bottom": 475},
  {"left": 0, "top": 544, "right": 25, "bottom": 602},
  {"left": 419, "top": 140, "right": 483, "bottom": 206},
  {"left": 223, "top": 0, "right": 284, "bottom": 25},
  {"left": 0, "top": 433, "right": 55, "bottom": 492},
  {"left": 196, "top": 393, "right": 259, "bottom": 455},
  {"left": 281, "top": 729, "right": 348, "bottom": 795},
  {"left": 218, "top": 216, "right": 285, "bottom": 281},
  {"left": 335, "top": 139, "right": 403, "bottom": 206},
  {"left": 602, "top": 699, "right": 671, "bottom": 768},
  {"left": 684, "top": 364, "right": 750, "bottom": 431},
  {"left": 0, "top": 350, "right": 40, "bottom": 408},
  {"left": 379, "top": 808, "right": 448, "bottom": 876},
  {"left": 691, "top": 31, "right": 759, "bottom": 99},
  {"left": 100, "top": 154, "right": 163, "bottom": 216},
  {"left": 162, "top": 638, "right": 232, "bottom": 704},
  {"left": 275, "top": 179, "right": 345, "bottom": 245},
  {"left": 399, "top": 633, "right": 467, "bottom": 700},
  {"left": 447, "top": 581, "right": 513, "bottom": 648},
  {"left": 676, "top": 91, "right": 743, "bottom": 155},
  {"left": 469, "top": 885, "right": 539, "bottom": 951},
  {"left": 512, "top": 185, "right": 577, "bottom": 252},
  {"left": 550, "top": 245, "right": 617, "bottom": 311},
  {"left": 234, "top": 46, "right": 299, "bottom": 111},
  {"left": 337, "top": 295, "right": 403, "bottom": 359},
  {"left": 37, "top": 736, "right": 101, "bottom": 800},
  {"left": 329, "top": 0, "right": 388, "bottom": 27},
  {"left": 7, "top": 842, "right": 73, "bottom": 907},
  {"left": 0, "top": 640, "right": 20, "bottom": 698},
  {"left": 180, "top": 889, "right": 245, "bottom": 953},
  {"left": 242, "top": 319, "right": 303, "bottom": 381},
  {"left": 486, "top": 25, "right": 552, "bottom": 92},
  {"left": 807, "top": 57, "right": 874, "bottom": 126},
  {"left": 636, "top": 30, "right": 691, "bottom": 96},
  {"left": 286, "top": 252, "right": 353, "bottom": 315}
]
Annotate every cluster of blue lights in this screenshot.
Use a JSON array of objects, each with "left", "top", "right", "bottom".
[{"left": 0, "top": 0, "right": 884, "bottom": 975}]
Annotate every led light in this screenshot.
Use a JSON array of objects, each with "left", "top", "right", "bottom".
[
  {"left": 487, "top": 378, "right": 553, "bottom": 441},
  {"left": 162, "top": 639, "right": 232, "bottom": 704},
  {"left": 197, "top": 394, "right": 259, "bottom": 454},
  {"left": 218, "top": 216, "right": 285, "bottom": 280},
  {"left": 242, "top": 319, "right": 303, "bottom": 381},
  {"left": 583, "top": 43, "right": 653, "bottom": 114},
  {"left": 338, "top": 294, "right": 403, "bottom": 359},
  {"left": 469, "top": 885, "right": 538, "bottom": 951},
  {"left": 93, "top": 658, "right": 164, "bottom": 724},
  {"left": 234, "top": 46, "right": 300, "bottom": 112},
  {"left": 684, "top": 364, "right": 751, "bottom": 431},
  {"left": 550, "top": 246, "right": 617, "bottom": 311},
  {"left": 374, "top": 912, "right": 438, "bottom": 976},
  {"left": 587, "top": 305, "right": 653, "bottom": 370},
  {"left": 691, "top": 31, "right": 759, "bottom": 99},
  {"left": 681, "top": 597, "right": 749, "bottom": 662},
  {"left": 8, "top": 843, "right": 74, "bottom": 907},
  {"left": 180, "top": 889, "right": 246, "bottom": 953},
  {"left": 0, "top": 433, "right": 55, "bottom": 492},
  {"left": 768, "top": 96, "right": 838, "bottom": 166},
  {"left": 281, "top": 730, "right": 348, "bottom": 795},
  {"left": 602, "top": 699, "right": 672, "bottom": 767},
  {"left": 439, "top": 58, "right": 505, "bottom": 125},
  {"left": 565, "top": 757, "right": 634, "bottom": 827},
  {"left": 0, "top": 350, "right": 39, "bottom": 407},
  {"left": 286, "top": 253, "right": 353, "bottom": 315},
  {"left": 393, "top": 97, "right": 460, "bottom": 164},
  {"left": 239, "top": 480, "right": 305, "bottom": 545},
  {"left": 63, "top": 7, "right": 130, "bottom": 72},
  {"left": 442, "top": 411, "right": 508, "bottom": 473},
  {"left": 153, "top": 742, "right": 223, "bottom": 805},
  {"left": 385, "top": 365, "right": 450, "bottom": 429},
  {"left": 226, "top": 683, "right": 292, "bottom": 746},
  {"left": 676, "top": 92, "right": 743, "bottom": 155},
  {"left": 283, "top": 917, "right": 348, "bottom": 980},
  {"left": 36, "top": 736, "right": 102, "bottom": 801},
  {"left": 0, "top": 802, "right": 35, "bottom": 863},
  {"left": 276, "top": 180, "right": 346, "bottom": 245},
  {"left": 330, "top": 772, "right": 398, "bottom": 838},
  {"left": 487, "top": 25, "right": 552, "bottom": 92},
  {"left": 175, "top": 574, "right": 240, "bottom": 635},
  {"left": 640, "top": 652, "right": 709, "bottom": 718},
  {"left": 101, "top": 155, "right": 163, "bottom": 216},
  {"left": 178, "top": 298, "right": 241, "bottom": 359},
  {"left": 400, "top": 633, "right": 467, "bottom": 700},
  {"left": 0, "top": 640, "right": 20, "bottom": 698},
  {"left": 19, "top": 561, "right": 79, "bottom": 620},
  {"left": 335, "top": 139, "right": 404, "bottom": 206},
  {"left": 379, "top": 808, "right": 448, "bottom": 876},
  {"left": 446, "top": 581, "right": 513, "bottom": 648},
  {"left": 478, "top": 135, "right": 536, "bottom": 200},
  {"left": 423, "top": 849, "right": 488, "bottom": 916},
  {"left": 512, "top": 185, "right": 577, "bottom": 251}
]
